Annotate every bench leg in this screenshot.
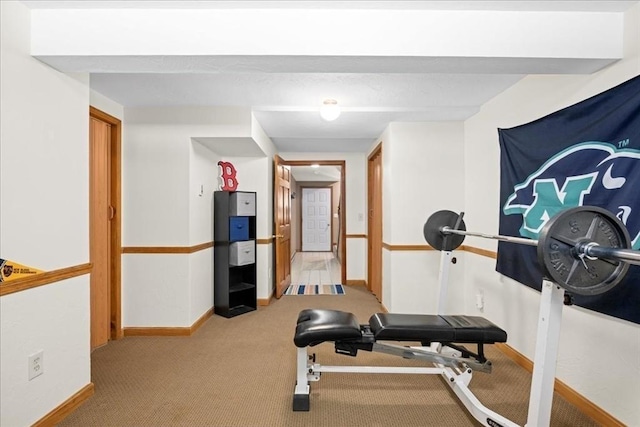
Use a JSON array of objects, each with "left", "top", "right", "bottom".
[
  {"left": 293, "top": 347, "right": 311, "bottom": 411},
  {"left": 442, "top": 366, "right": 519, "bottom": 427},
  {"left": 526, "top": 280, "right": 564, "bottom": 427},
  {"left": 293, "top": 392, "right": 310, "bottom": 411}
]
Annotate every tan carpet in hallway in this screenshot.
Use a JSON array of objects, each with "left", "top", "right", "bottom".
[{"left": 59, "top": 285, "right": 598, "bottom": 427}]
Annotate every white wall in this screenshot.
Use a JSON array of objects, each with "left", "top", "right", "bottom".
[
  {"left": 189, "top": 250, "right": 214, "bottom": 323},
  {"left": 189, "top": 140, "right": 219, "bottom": 322},
  {"left": 462, "top": 4, "right": 640, "bottom": 424},
  {"left": 250, "top": 115, "right": 277, "bottom": 300},
  {"left": 279, "top": 152, "right": 367, "bottom": 282},
  {"left": 345, "top": 238, "right": 366, "bottom": 282},
  {"left": 0, "top": 2, "right": 91, "bottom": 425},
  {"left": 122, "top": 109, "right": 194, "bottom": 327},
  {"left": 189, "top": 140, "right": 219, "bottom": 246},
  {"left": 124, "top": 112, "right": 192, "bottom": 247},
  {"left": 122, "top": 107, "right": 275, "bottom": 325},
  {"left": 374, "top": 126, "right": 394, "bottom": 308},
  {"left": 373, "top": 122, "right": 466, "bottom": 314}
]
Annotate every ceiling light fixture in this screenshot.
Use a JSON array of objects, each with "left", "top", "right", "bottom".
[
  {"left": 320, "top": 99, "right": 341, "bottom": 121},
  {"left": 311, "top": 164, "right": 320, "bottom": 168}
]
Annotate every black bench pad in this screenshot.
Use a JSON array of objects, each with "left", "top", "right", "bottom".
[
  {"left": 294, "top": 309, "right": 507, "bottom": 348},
  {"left": 370, "top": 313, "right": 507, "bottom": 343},
  {"left": 294, "top": 309, "right": 362, "bottom": 348}
]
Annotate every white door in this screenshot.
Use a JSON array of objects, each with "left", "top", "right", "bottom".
[{"left": 302, "top": 188, "right": 332, "bottom": 251}]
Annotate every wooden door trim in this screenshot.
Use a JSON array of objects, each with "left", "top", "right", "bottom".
[
  {"left": 89, "top": 106, "right": 122, "bottom": 340},
  {"left": 367, "top": 143, "right": 382, "bottom": 296},
  {"left": 122, "top": 242, "right": 214, "bottom": 254},
  {"left": 0, "top": 263, "right": 92, "bottom": 297},
  {"left": 274, "top": 155, "right": 292, "bottom": 298},
  {"left": 279, "top": 160, "right": 346, "bottom": 284}
]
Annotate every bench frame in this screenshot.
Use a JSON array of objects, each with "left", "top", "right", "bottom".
[
  {"left": 293, "top": 250, "right": 565, "bottom": 427},
  {"left": 294, "top": 341, "right": 518, "bottom": 427}
]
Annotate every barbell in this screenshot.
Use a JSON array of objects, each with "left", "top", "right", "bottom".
[{"left": 423, "top": 206, "right": 640, "bottom": 296}]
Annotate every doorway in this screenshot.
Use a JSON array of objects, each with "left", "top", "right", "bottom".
[
  {"left": 89, "top": 106, "right": 122, "bottom": 348},
  {"left": 273, "top": 159, "right": 346, "bottom": 298}
]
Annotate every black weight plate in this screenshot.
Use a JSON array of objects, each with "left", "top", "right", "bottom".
[
  {"left": 537, "top": 206, "right": 631, "bottom": 296},
  {"left": 424, "top": 210, "right": 466, "bottom": 251}
]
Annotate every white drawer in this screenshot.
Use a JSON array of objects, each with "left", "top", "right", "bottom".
[
  {"left": 230, "top": 192, "right": 256, "bottom": 216},
  {"left": 229, "top": 240, "right": 255, "bottom": 266}
]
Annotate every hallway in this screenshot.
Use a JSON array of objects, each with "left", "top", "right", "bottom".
[{"left": 290, "top": 251, "right": 342, "bottom": 285}]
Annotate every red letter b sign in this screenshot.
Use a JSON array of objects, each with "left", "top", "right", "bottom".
[{"left": 218, "top": 161, "right": 238, "bottom": 191}]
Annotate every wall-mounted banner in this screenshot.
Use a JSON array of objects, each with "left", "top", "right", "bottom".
[
  {"left": 497, "top": 75, "right": 640, "bottom": 324},
  {"left": 218, "top": 161, "right": 238, "bottom": 191},
  {"left": 0, "top": 258, "right": 45, "bottom": 282}
]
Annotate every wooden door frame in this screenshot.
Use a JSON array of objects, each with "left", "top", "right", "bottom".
[
  {"left": 367, "top": 144, "right": 382, "bottom": 295},
  {"left": 89, "top": 106, "right": 122, "bottom": 340},
  {"left": 273, "top": 155, "right": 292, "bottom": 298},
  {"left": 280, "top": 160, "right": 346, "bottom": 285}
]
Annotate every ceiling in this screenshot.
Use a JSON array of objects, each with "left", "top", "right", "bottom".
[
  {"left": 290, "top": 165, "right": 341, "bottom": 182},
  {"left": 24, "top": 1, "right": 638, "bottom": 153}
]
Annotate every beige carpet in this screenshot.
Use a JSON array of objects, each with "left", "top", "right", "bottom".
[{"left": 59, "top": 285, "right": 598, "bottom": 426}]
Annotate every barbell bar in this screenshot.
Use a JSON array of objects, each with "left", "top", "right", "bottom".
[
  {"left": 440, "top": 227, "right": 539, "bottom": 247},
  {"left": 423, "top": 206, "right": 638, "bottom": 296},
  {"left": 442, "top": 225, "right": 640, "bottom": 263},
  {"left": 580, "top": 244, "right": 640, "bottom": 264}
]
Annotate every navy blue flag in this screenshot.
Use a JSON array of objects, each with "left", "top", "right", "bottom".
[{"left": 497, "top": 75, "right": 640, "bottom": 324}]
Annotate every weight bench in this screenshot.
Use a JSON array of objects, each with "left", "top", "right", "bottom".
[{"left": 293, "top": 308, "right": 507, "bottom": 412}]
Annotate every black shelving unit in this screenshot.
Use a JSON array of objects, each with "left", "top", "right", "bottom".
[{"left": 214, "top": 191, "right": 257, "bottom": 318}]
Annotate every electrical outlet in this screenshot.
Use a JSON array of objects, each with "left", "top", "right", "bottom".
[{"left": 28, "top": 350, "right": 44, "bottom": 381}]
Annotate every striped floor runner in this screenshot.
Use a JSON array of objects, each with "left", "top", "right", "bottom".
[{"left": 284, "top": 284, "right": 345, "bottom": 295}]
